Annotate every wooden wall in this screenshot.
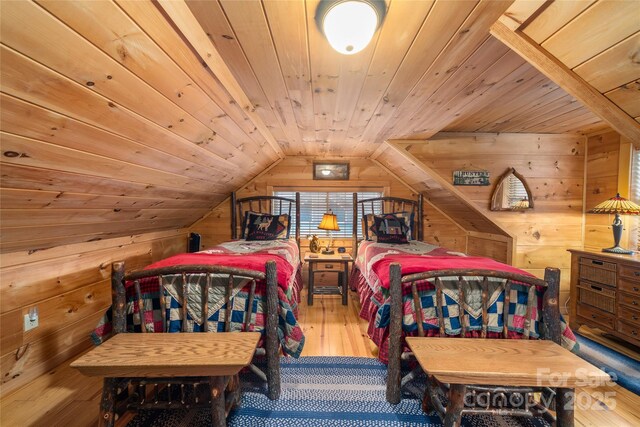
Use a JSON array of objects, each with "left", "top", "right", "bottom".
[
  {"left": 398, "top": 133, "right": 586, "bottom": 307},
  {"left": 584, "top": 129, "right": 635, "bottom": 252},
  {"left": 0, "top": 0, "right": 279, "bottom": 255},
  {"left": 0, "top": 229, "right": 187, "bottom": 396},
  {"left": 190, "top": 157, "right": 467, "bottom": 256}
]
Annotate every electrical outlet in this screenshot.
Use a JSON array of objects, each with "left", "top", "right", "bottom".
[{"left": 24, "top": 308, "right": 39, "bottom": 332}]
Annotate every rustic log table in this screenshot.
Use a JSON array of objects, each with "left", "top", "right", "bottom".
[
  {"left": 406, "top": 337, "right": 610, "bottom": 427},
  {"left": 71, "top": 332, "right": 260, "bottom": 427}
]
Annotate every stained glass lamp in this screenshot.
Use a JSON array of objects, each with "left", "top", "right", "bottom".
[{"left": 589, "top": 193, "right": 640, "bottom": 254}]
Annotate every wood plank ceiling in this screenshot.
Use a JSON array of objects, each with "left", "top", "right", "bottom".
[
  {"left": 189, "top": 0, "right": 611, "bottom": 156},
  {"left": 1, "top": 0, "right": 637, "bottom": 253},
  {"left": 523, "top": 0, "right": 639, "bottom": 123}
]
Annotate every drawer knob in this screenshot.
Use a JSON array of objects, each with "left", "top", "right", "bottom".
[
  {"left": 633, "top": 330, "right": 638, "bottom": 336},
  {"left": 634, "top": 287, "right": 639, "bottom": 292},
  {"left": 634, "top": 301, "right": 638, "bottom": 306},
  {"left": 635, "top": 271, "right": 640, "bottom": 276},
  {"left": 633, "top": 315, "right": 639, "bottom": 321},
  {"left": 591, "top": 314, "right": 597, "bottom": 319}
]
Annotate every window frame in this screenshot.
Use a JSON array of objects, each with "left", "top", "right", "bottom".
[{"left": 271, "top": 187, "right": 385, "bottom": 239}]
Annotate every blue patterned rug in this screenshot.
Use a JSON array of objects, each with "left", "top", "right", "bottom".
[
  {"left": 574, "top": 332, "right": 640, "bottom": 395},
  {"left": 127, "top": 356, "right": 548, "bottom": 426}
]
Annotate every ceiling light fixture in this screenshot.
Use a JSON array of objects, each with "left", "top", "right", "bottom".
[{"left": 316, "top": 0, "right": 386, "bottom": 55}]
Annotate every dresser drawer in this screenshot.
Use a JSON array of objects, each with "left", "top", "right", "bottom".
[
  {"left": 619, "top": 278, "right": 640, "bottom": 296},
  {"left": 310, "top": 262, "right": 344, "bottom": 271},
  {"left": 579, "top": 257, "right": 616, "bottom": 287},
  {"left": 577, "top": 281, "right": 616, "bottom": 313},
  {"left": 618, "top": 305, "right": 640, "bottom": 327},
  {"left": 617, "top": 320, "right": 640, "bottom": 341},
  {"left": 619, "top": 263, "right": 640, "bottom": 281},
  {"left": 577, "top": 304, "right": 616, "bottom": 330},
  {"left": 619, "top": 292, "right": 640, "bottom": 310}
]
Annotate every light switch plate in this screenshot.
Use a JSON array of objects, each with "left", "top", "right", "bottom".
[{"left": 24, "top": 313, "right": 38, "bottom": 331}]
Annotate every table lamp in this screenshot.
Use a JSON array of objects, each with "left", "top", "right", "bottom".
[
  {"left": 317, "top": 210, "right": 340, "bottom": 255},
  {"left": 588, "top": 193, "right": 640, "bottom": 254}
]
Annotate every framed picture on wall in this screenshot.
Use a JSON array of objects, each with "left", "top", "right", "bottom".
[{"left": 313, "top": 162, "right": 350, "bottom": 180}]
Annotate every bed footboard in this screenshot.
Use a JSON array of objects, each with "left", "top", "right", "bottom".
[
  {"left": 111, "top": 260, "right": 281, "bottom": 400},
  {"left": 386, "top": 264, "right": 561, "bottom": 404}
]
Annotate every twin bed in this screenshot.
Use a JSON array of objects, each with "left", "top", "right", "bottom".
[
  {"left": 95, "top": 193, "right": 304, "bottom": 404},
  {"left": 350, "top": 194, "right": 577, "bottom": 407}
]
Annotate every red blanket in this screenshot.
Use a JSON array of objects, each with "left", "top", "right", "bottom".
[
  {"left": 144, "top": 252, "right": 294, "bottom": 292},
  {"left": 373, "top": 255, "right": 533, "bottom": 290}
]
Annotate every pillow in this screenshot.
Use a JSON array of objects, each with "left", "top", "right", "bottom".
[
  {"left": 243, "top": 212, "right": 290, "bottom": 240},
  {"left": 363, "top": 213, "right": 375, "bottom": 240},
  {"left": 241, "top": 210, "right": 261, "bottom": 238},
  {"left": 372, "top": 214, "right": 409, "bottom": 244},
  {"left": 363, "top": 211, "right": 414, "bottom": 241},
  {"left": 391, "top": 211, "right": 414, "bottom": 240}
]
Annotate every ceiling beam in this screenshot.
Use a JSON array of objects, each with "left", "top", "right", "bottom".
[
  {"left": 378, "top": 140, "right": 514, "bottom": 239},
  {"left": 498, "top": 0, "right": 550, "bottom": 31},
  {"left": 490, "top": 20, "right": 640, "bottom": 146},
  {"left": 155, "top": 0, "right": 285, "bottom": 159}
]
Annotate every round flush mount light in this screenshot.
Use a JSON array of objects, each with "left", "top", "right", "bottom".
[{"left": 316, "top": 0, "right": 386, "bottom": 55}]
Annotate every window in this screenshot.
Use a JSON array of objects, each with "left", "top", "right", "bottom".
[
  {"left": 631, "top": 148, "right": 640, "bottom": 250},
  {"left": 273, "top": 190, "right": 383, "bottom": 238}
]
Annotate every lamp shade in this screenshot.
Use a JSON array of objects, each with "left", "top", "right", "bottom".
[
  {"left": 588, "top": 193, "right": 640, "bottom": 215},
  {"left": 316, "top": 0, "right": 386, "bottom": 55},
  {"left": 318, "top": 212, "right": 340, "bottom": 231}
]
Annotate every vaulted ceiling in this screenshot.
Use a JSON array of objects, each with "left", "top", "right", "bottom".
[{"left": 1, "top": 0, "right": 638, "bottom": 253}]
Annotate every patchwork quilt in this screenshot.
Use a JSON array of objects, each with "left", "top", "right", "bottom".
[
  {"left": 352, "top": 240, "right": 577, "bottom": 363},
  {"left": 92, "top": 239, "right": 305, "bottom": 358}
]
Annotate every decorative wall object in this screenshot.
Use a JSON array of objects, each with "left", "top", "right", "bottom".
[
  {"left": 490, "top": 168, "right": 534, "bottom": 211},
  {"left": 453, "top": 170, "right": 490, "bottom": 186}
]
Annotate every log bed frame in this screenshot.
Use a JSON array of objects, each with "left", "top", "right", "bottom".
[
  {"left": 352, "top": 195, "right": 564, "bottom": 421},
  {"left": 106, "top": 192, "right": 302, "bottom": 416},
  {"left": 106, "top": 260, "right": 278, "bottom": 424},
  {"left": 231, "top": 192, "right": 301, "bottom": 253},
  {"left": 351, "top": 193, "right": 423, "bottom": 259},
  {"left": 387, "top": 266, "right": 564, "bottom": 424}
]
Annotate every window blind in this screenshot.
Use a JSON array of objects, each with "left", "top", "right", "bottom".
[{"left": 273, "top": 191, "right": 383, "bottom": 238}]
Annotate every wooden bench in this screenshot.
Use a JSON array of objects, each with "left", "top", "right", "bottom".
[{"left": 71, "top": 332, "right": 260, "bottom": 427}]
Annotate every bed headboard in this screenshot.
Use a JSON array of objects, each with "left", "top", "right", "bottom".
[
  {"left": 352, "top": 194, "right": 423, "bottom": 257},
  {"left": 231, "top": 192, "right": 301, "bottom": 249}
]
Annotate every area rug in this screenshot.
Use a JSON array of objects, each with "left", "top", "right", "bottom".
[
  {"left": 127, "top": 356, "right": 549, "bottom": 426},
  {"left": 574, "top": 332, "right": 640, "bottom": 395}
]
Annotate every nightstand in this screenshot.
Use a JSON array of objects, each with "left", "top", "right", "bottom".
[{"left": 304, "top": 253, "right": 353, "bottom": 306}]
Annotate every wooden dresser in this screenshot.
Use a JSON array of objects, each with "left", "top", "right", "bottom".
[{"left": 568, "top": 250, "right": 640, "bottom": 346}]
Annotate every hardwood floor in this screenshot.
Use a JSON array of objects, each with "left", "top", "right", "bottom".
[{"left": 1, "top": 289, "right": 639, "bottom": 426}]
